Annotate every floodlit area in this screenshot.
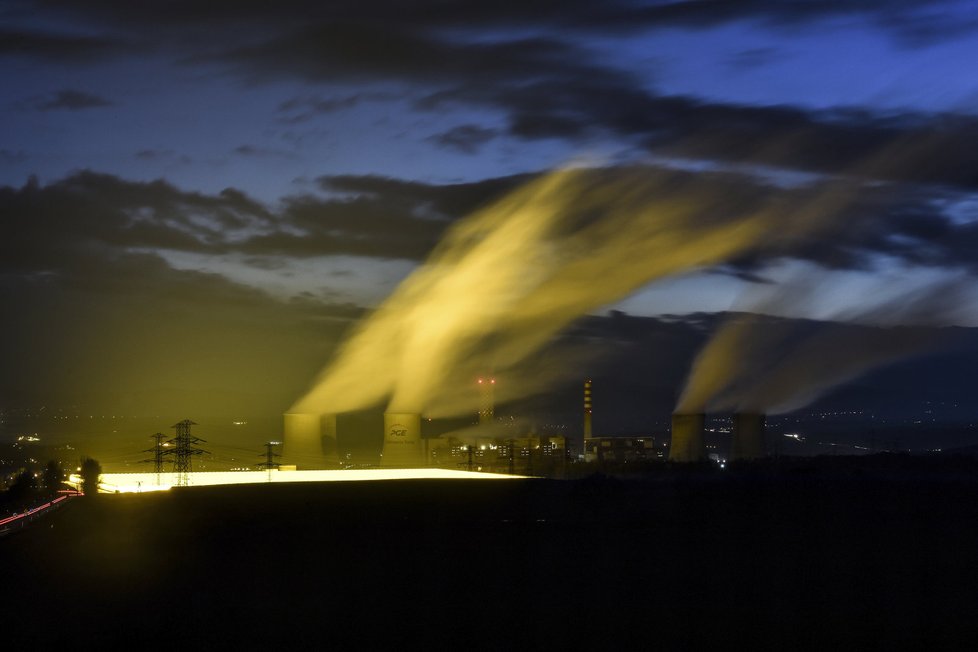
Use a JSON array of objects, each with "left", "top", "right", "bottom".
[{"left": 68, "top": 468, "right": 527, "bottom": 494}]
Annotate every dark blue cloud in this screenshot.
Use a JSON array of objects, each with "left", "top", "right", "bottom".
[
  {"left": 426, "top": 125, "right": 498, "bottom": 154},
  {"left": 30, "top": 89, "right": 113, "bottom": 111},
  {"left": 0, "top": 27, "right": 126, "bottom": 62}
]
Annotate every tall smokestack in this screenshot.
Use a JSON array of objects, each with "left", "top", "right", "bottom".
[
  {"left": 381, "top": 412, "right": 423, "bottom": 467},
  {"left": 670, "top": 413, "right": 706, "bottom": 462},
  {"left": 478, "top": 377, "right": 495, "bottom": 425},
  {"left": 731, "top": 413, "right": 766, "bottom": 460},
  {"left": 583, "top": 378, "right": 593, "bottom": 448}
]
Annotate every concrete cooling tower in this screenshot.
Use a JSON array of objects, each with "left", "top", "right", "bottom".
[
  {"left": 283, "top": 413, "right": 341, "bottom": 468},
  {"left": 731, "top": 413, "right": 766, "bottom": 460},
  {"left": 322, "top": 413, "right": 339, "bottom": 460},
  {"left": 381, "top": 412, "right": 423, "bottom": 467},
  {"left": 670, "top": 413, "right": 706, "bottom": 462}
]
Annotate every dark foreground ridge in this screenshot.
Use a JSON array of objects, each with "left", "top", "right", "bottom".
[{"left": 4, "top": 459, "right": 978, "bottom": 650}]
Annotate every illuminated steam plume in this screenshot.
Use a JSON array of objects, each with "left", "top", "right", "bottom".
[
  {"left": 291, "top": 165, "right": 865, "bottom": 418},
  {"left": 677, "top": 270, "right": 972, "bottom": 415}
]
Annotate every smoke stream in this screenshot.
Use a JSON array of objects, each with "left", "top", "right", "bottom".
[
  {"left": 291, "top": 164, "right": 868, "bottom": 417},
  {"left": 677, "top": 269, "right": 972, "bottom": 415}
]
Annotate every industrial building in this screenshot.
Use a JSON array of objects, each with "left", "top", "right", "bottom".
[
  {"left": 282, "top": 407, "right": 566, "bottom": 474},
  {"left": 281, "top": 377, "right": 770, "bottom": 472},
  {"left": 583, "top": 436, "right": 665, "bottom": 463},
  {"left": 426, "top": 434, "right": 567, "bottom": 474}
]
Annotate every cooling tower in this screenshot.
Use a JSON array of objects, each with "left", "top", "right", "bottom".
[
  {"left": 731, "top": 413, "right": 766, "bottom": 460},
  {"left": 670, "top": 413, "right": 706, "bottom": 462},
  {"left": 381, "top": 412, "right": 423, "bottom": 467},
  {"left": 283, "top": 413, "right": 323, "bottom": 468},
  {"left": 321, "top": 413, "right": 341, "bottom": 467}
]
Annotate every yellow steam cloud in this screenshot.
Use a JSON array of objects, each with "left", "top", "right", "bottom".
[
  {"left": 291, "top": 164, "right": 842, "bottom": 418},
  {"left": 677, "top": 268, "right": 971, "bottom": 415}
]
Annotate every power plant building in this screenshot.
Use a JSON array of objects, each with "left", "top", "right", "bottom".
[
  {"left": 583, "top": 436, "right": 663, "bottom": 463},
  {"left": 426, "top": 434, "right": 567, "bottom": 474}
]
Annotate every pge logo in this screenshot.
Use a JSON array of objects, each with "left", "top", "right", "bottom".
[{"left": 390, "top": 425, "right": 407, "bottom": 437}]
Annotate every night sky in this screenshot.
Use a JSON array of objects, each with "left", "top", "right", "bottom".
[{"left": 5, "top": 1, "right": 978, "bottom": 449}]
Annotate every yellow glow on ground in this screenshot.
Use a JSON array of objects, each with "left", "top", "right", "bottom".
[{"left": 74, "top": 468, "right": 526, "bottom": 494}]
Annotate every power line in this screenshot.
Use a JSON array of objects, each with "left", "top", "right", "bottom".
[
  {"left": 163, "top": 419, "right": 209, "bottom": 487},
  {"left": 257, "top": 441, "right": 282, "bottom": 471},
  {"left": 141, "top": 432, "right": 167, "bottom": 486},
  {"left": 257, "top": 441, "right": 282, "bottom": 483}
]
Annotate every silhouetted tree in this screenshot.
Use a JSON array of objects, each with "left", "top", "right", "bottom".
[
  {"left": 80, "top": 458, "right": 102, "bottom": 496},
  {"left": 7, "top": 470, "right": 37, "bottom": 505},
  {"left": 42, "top": 460, "right": 64, "bottom": 496}
]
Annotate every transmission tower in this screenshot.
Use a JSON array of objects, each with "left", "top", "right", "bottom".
[
  {"left": 164, "top": 419, "right": 208, "bottom": 486},
  {"left": 257, "top": 441, "right": 282, "bottom": 481},
  {"left": 141, "top": 432, "right": 168, "bottom": 487},
  {"left": 477, "top": 377, "right": 495, "bottom": 425}
]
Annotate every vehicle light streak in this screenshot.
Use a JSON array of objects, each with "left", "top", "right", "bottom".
[{"left": 0, "top": 494, "right": 75, "bottom": 529}]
